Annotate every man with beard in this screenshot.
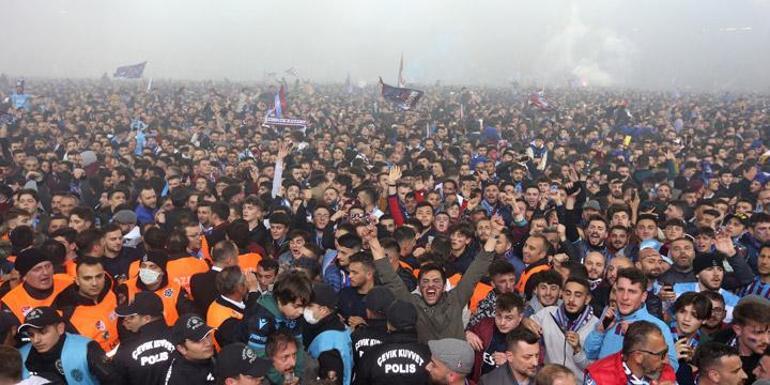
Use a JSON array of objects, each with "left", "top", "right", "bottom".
[
  {"left": 584, "top": 251, "right": 606, "bottom": 292},
  {"left": 740, "top": 243, "right": 770, "bottom": 298},
  {"left": 468, "top": 260, "right": 518, "bottom": 328},
  {"left": 478, "top": 327, "right": 540, "bottom": 385},
  {"left": 585, "top": 267, "right": 679, "bottom": 369},
  {"left": 369, "top": 215, "right": 498, "bottom": 342},
  {"left": 660, "top": 237, "right": 698, "bottom": 286},
  {"left": 523, "top": 278, "right": 599, "bottom": 382},
  {"left": 634, "top": 246, "right": 667, "bottom": 319},
  {"left": 584, "top": 321, "right": 676, "bottom": 385},
  {"left": 741, "top": 213, "right": 770, "bottom": 274},
  {"left": 673, "top": 253, "right": 741, "bottom": 323},
  {"left": 515, "top": 234, "right": 552, "bottom": 295},
  {"left": 590, "top": 256, "right": 633, "bottom": 317},
  {"left": 712, "top": 300, "right": 770, "bottom": 384},
  {"left": 694, "top": 343, "right": 749, "bottom": 385},
  {"left": 566, "top": 215, "right": 611, "bottom": 262},
  {"left": 607, "top": 226, "right": 630, "bottom": 259},
  {"left": 425, "top": 338, "right": 476, "bottom": 385},
  {"left": 53, "top": 257, "right": 119, "bottom": 352}
]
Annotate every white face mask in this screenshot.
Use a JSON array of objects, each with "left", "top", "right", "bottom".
[
  {"left": 303, "top": 308, "right": 319, "bottom": 324},
  {"left": 139, "top": 268, "right": 161, "bottom": 285}
]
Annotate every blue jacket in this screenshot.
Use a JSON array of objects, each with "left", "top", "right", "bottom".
[{"left": 584, "top": 305, "right": 678, "bottom": 370}]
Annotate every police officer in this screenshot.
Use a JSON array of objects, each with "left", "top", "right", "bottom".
[
  {"left": 353, "top": 300, "right": 431, "bottom": 385},
  {"left": 214, "top": 343, "right": 272, "bottom": 385},
  {"left": 164, "top": 314, "right": 216, "bottom": 385},
  {"left": 350, "top": 286, "right": 394, "bottom": 366},
  {"left": 17, "top": 306, "right": 118, "bottom": 384},
  {"left": 113, "top": 292, "right": 176, "bottom": 385}
]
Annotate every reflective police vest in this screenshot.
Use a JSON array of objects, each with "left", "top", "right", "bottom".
[
  {"left": 20, "top": 333, "right": 98, "bottom": 385},
  {"left": 70, "top": 291, "right": 120, "bottom": 352},
  {"left": 2, "top": 274, "right": 73, "bottom": 322},
  {"left": 125, "top": 278, "right": 182, "bottom": 326},
  {"left": 307, "top": 329, "right": 353, "bottom": 385}
]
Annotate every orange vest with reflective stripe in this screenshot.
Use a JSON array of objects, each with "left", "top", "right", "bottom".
[
  {"left": 469, "top": 282, "right": 493, "bottom": 312},
  {"left": 206, "top": 299, "right": 244, "bottom": 328},
  {"left": 1, "top": 274, "right": 73, "bottom": 322},
  {"left": 515, "top": 264, "right": 550, "bottom": 294},
  {"left": 125, "top": 278, "right": 182, "bottom": 326},
  {"left": 237, "top": 253, "right": 262, "bottom": 275},
  {"left": 69, "top": 291, "right": 120, "bottom": 352}
]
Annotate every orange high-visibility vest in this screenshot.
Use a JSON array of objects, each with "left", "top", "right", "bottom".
[
  {"left": 200, "top": 236, "right": 212, "bottom": 264},
  {"left": 128, "top": 257, "right": 208, "bottom": 294},
  {"left": 469, "top": 282, "right": 493, "bottom": 312},
  {"left": 64, "top": 259, "right": 77, "bottom": 278},
  {"left": 1, "top": 274, "right": 73, "bottom": 322},
  {"left": 125, "top": 278, "right": 182, "bottom": 326},
  {"left": 515, "top": 264, "right": 550, "bottom": 294},
  {"left": 69, "top": 291, "right": 120, "bottom": 352},
  {"left": 237, "top": 253, "right": 262, "bottom": 275},
  {"left": 206, "top": 299, "right": 244, "bottom": 328}
]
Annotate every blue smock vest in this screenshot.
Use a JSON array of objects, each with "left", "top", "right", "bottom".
[
  {"left": 308, "top": 329, "right": 353, "bottom": 385},
  {"left": 20, "top": 333, "right": 99, "bottom": 385}
]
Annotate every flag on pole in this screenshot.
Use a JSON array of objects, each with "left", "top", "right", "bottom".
[
  {"left": 379, "top": 77, "right": 423, "bottom": 111},
  {"left": 274, "top": 83, "right": 287, "bottom": 118},
  {"left": 345, "top": 73, "right": 353, "bottom": 94},
  {"left": 114, "top": 62, "right": 147, "bottom": 79},
  {"left": 528, "top": 90, "right": 550, "bottom": 110},
  {"left": 398, "top": 53, "right": 406, "bottom": 87}
]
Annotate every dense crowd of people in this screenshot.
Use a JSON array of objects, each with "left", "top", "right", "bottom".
[{"left": 0, "top": 75, "right": 769, "bottom": 385}]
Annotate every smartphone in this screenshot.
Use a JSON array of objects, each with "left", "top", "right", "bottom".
[{"left": 550, "top": 184, "right": 559, "bottom": 193}]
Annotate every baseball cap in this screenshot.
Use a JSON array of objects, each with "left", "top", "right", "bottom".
[
  {"left": 724, "top": 213, "right": 749, "bottom": 227},
  {"left": 18, "top": 307, "right": 63, "bottom": 334},
  {"left": 386, "top": 300, "right": 417, "bottom": 331},
  {"left": 172, "top": 314, "right": 214, "bottom": 345},
  {"left": 428, "top": 338, "right": 475, "bottom": 375},
  {"left": 363, "top": 286, "right": 395, "bottom": 314},
  {"left": 115, "top": 292, "right": 164, "bottom": 317},
  {"left": 583, "top": 200, "right": 601, "bottom": 211},
  {"left": 216, "top": 343, "right": 271, "bottom": 380},
  {"left": 310, "top": 283, "right": 338, "bottom": 309}
]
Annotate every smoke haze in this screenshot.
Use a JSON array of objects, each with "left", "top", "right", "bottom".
[{"left": 3, "top": 0, "right": 770, "bottom": 90}]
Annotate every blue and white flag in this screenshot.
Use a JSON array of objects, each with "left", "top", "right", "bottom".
[{"left": 379, "top": 77, "right": 423, "bottom": 111}]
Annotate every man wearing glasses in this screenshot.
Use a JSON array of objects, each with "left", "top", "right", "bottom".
[{"left": 584, "top": 321, "right": 677, "bottom": 385}]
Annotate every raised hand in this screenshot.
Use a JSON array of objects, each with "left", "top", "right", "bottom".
[{"left": 387, "top": 165, "right": 402, "bottom": 185}]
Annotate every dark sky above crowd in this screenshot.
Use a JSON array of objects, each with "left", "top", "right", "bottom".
[{"left": 3, "top": 0, "right": 770, "bottom": 90}]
